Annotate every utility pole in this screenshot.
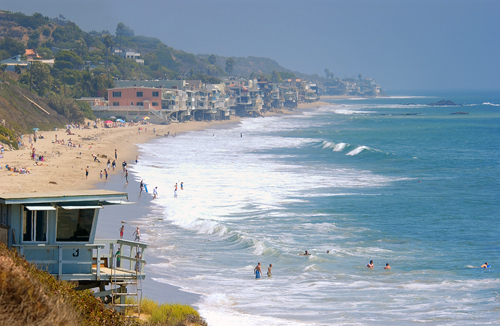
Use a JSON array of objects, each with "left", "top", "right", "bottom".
[{"left": 29, "top": 62, "right": 32, "bottom": 92}]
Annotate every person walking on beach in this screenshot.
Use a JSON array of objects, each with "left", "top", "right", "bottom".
[
  {"left": 180, "top": 182, "right": 184, "bottom": 190},
  {"left": 254, "top": 262, "right": 262, "bottom": 279},
  {"left": 174, "top": 189, "right": 177, "bottom": 198},
  {"left": 125, "top": 169, "right": 129, "bottom": 184},
  {"left": 367, "top": 260, "right": 374, "bottom": 269},
  {"left": 107, "top": 159, "right": 110, "bottom": 169},
  {"left": 267, "top": 264, "right": 273, "bottom": 277},
  {"left": 119, "top": 225, "right": 124, "bottom": 239},
  {"left": 115, "top": 149, "right": 117, "bottom": 160},
  {"left": 104, "top": 169, "right": 108, "bottom": 181},
  {"left": 133, "top": 227, "right": 140, "bottom": 242},
  {"left": 153, "top": 187, "right": 158, "bottom": 199},
  {"left": 122, "top": 160, "right": 127, "bottom": 171},
  {"left": 112, "top": 160, "right": 116, "bottom": 171},
  {"left": 85, "top": 166, "right": 89, "bottom": 179},
  {"left": 140, "top": 180, "right": 144, "bottom": 193},
  {"left": 100, "top": 170, "right": 103, "bottom": 179},
  {"left": 175, "top": 183, "right": 178, "bottom": 191}
]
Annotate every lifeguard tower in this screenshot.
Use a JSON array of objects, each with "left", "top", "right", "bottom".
[{"left": 0, "top": 190, "right": 147, "bottom": 315}]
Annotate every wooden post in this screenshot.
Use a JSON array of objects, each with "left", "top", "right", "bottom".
[
  {"left": 96, "top": 246, "right": 101, "bottom": 281},
  {"left": 58, "top": 246, "right": 63, "bottom": 280}
]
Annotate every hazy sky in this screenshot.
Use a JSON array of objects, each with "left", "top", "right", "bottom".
[{"left": 2, "top": 0, "right": 499, "bottom": 91}]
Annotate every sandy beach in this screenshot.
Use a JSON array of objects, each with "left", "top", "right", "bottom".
[
  {"left": 0, "top": 102, "right": 330, "bottom": 195},
  {"left": 0, "top": 118, "right": 244, "bottom": 194}
]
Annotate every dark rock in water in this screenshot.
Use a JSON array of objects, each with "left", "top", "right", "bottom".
[
  {"left": 428, "top": 99, "right": 460, "bottom": 106},
  {"left": 451, "top": 112, "right": 469, "bottom": 115}
]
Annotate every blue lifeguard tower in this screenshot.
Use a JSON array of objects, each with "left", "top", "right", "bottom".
[{"left": 0, "top": 190, "right": 147, "bottom": 315}]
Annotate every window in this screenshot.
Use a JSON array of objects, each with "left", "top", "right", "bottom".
[
  {"left": 152, "top": 91, "right": 159, "bottom": 97},
  {"left": 137, "top": 102, "right": 143, "bottom": 106},
  {"left": 136, "top": 91, "right": 143, "bottom": 97},
  {"left": 56, "top": 209, "right": 95, "bottom": 242},
  {"left": 23, "top": 210, "right": 47, "bottom": 242},
  {"left": 112, "top": 91, "right": 122, "bottom": 97},
  {"left": 113, "top": 102, "right": 120, "bottom": 106},
  {"left": 152, "top": 102, "right": 159, "bottom": 106}
]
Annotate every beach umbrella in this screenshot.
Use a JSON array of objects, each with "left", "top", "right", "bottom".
[
  {"left": 110, "top": 116, "right": 116, "bottom": 119},
  {"left": 116, "top": 119, "right": 126, "bottom": 123},
  {"left": 32, "top": 127, "right": 39, "bottom": 131},
  {"left": 143, "top": 117, "right": 150, "bottom": 120},
  {"left": 105, "top": 120, "right": 113, "bottom": 124}
]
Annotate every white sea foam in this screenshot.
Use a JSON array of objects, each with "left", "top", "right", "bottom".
[
  {"left": 333, "top": 142, "right": 347, "bottom": 151},
  {"left": 482, "top": 102, "right": 500, "bottom": 106},
  {"left": 346, "top": 145, "right": 370, "bottom": 156}
]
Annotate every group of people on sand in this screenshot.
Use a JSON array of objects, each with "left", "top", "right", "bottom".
[{"left": 254, "top": 262, "right": 272, "bottom": 278}]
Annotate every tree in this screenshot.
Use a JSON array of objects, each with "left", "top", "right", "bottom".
[
  {"left": 115, "top": 22, "right": 134, "bottom": 37},
  {"left": 358, "top": 73, "right": 362, "bottom": 80},
  {"left": 225, "top": 57, "right": 234, "bottom": 74},
  {"left": 54, "top": 50, "right": 83, "bottom": 70},
  {"left": 0, "top": 37, "right": 26, "bottom": 60},
  {"left": 271, "top": 70, "right": 282, "bottom": 83},
  {"left": 19, "top": 62, "right": 53, "bottom": 96},
  {"left": 37, "top": 47, "right": 53, "bottom": 59},
  {"left": 102, "top": 34, "right": 113, "bottom": 80},
  {"left": 208, "top": 54, "right": 216, "bottom": 65},
  {"left": 324, "top": 68, "right": 330, "bottom": 79}
]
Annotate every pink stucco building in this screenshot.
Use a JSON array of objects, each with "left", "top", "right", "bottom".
[{"left": 108, "top": 87, "right": 162, "bottom": 110}]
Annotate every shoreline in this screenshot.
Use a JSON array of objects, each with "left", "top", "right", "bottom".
[{"left": 0, "top": 101, "right": 331, "bottom": 310}]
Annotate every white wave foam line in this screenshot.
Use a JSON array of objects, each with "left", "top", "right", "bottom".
[
  {"left": 346, "top": 146, "right": 370, "bottom": 156},
  {"left": 401, "top": 278, "right": 500, "bottom": 291},
  {"left": 333, "top": 109, "right": 372, "bottom": 115},
  {"left": 198, "top": 293, "right": 315, "bottom": 326},
  {"left": 333, "top": 142, "right": 347, "bottom": 151},
  {"left": 322, "top": 141, "right": 335, "bottom": 149},
  {"left": 483, "top": 102, "right": 500, "bottom": 106}
]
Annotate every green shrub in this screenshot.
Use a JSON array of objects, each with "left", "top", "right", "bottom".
[{"left": 150, "top": 303, "right": 201, "bottom": 325}]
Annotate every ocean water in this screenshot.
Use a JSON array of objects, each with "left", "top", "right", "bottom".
[{"left": 131, "top": 91, "right": 500, "bottom": 325}]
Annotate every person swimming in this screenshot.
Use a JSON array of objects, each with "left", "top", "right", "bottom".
[
  {"left": 481, "top": 262, "right": 490, "bottom": 268},
  {"left": 367, "top": 260, "right": 374, "bottom": 269},
  {"left": 384, "top": 263, "right": 391, "bottom": 269},
  {"left": 300, "top": 250, "right": 311, "bottom": 256}
]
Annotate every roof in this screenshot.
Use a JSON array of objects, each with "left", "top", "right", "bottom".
[
  {"left": 0, "top": 190, "right": 129, "bottom": 205},
  {"left": 25, "top": 49, "right": 37, "bottom": 56}
]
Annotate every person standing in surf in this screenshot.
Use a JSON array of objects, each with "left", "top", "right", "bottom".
[
  {"left": 254, "top": 262, "right": 262, "bottom": 278},
  {"left": 267, "top": 264, "right": 272, "bottom": 277}
]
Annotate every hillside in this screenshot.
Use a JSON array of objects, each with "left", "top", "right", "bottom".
[{"left": 0, "top": 79, "right": 68, "bottom": 134}]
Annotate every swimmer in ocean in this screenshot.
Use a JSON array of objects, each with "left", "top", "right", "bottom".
[
  {"left": 384, "top": 263, "right": 391, "bottom": 269},
  {"left": 254, "top": 262, "right": 262, "bottom": 278},
  {"left": 300, "top": 250, "right": 311, "bottom": 256},
  {"left": 481, "top": 262, "right": 490, "bottom": 268},
  {"left": 367, "top": 260, "right": 374, "bottom": 269},
  {"left": 267, "top": 264, "right": 272, "bottom": 277}
]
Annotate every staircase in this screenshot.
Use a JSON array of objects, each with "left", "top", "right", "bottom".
[
  {"left": 149, "top": 109, "right": 167, "bottom": 124},
  {"left": 110, "top": 250, "right": 143, "bottom": 318}
]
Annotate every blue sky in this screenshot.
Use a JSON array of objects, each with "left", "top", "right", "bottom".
[{"left": 2, "top": 0, "right": 499, "bottom": 91}]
